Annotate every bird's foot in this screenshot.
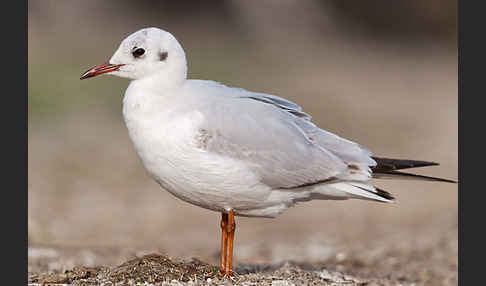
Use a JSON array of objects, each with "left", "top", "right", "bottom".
[{"left": 219, "top": 269, "right": 235, "bottom": 278}]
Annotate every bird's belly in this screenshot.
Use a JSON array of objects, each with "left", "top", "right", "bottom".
[{"left": 123, "top": 110, "right": 272, "bottom": 212}]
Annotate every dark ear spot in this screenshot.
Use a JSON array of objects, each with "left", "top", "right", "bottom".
[{"left": 159, "top": 52, "right": 168, "bottom": 61}]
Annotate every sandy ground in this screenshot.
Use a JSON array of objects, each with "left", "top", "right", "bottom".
[{"left": 28, "top": 24, "right": 457, "bottom": 284}]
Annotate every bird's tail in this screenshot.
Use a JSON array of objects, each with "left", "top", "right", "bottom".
[{"left": 371, "top": 157, "right": 456, "bottom": 183}]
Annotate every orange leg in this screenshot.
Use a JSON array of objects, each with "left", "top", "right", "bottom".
[
  {"left": 225, "top": 210, "right": 236, "bottom": 276},
  {"left": 220, "top": 213, "right": 228, "bottom": 275}
]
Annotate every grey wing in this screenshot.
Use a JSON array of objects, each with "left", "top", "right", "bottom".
[
  {"left": 247, "top": 92, "right": 376, "bottom": 167},
  {"left": 198, "top": 89, "right": 375, "bottom": 189},
  {"left": 246, "top": 92, "right": 377, "bottom": 171},
  {"left": 242, "top": 92, "right": 312, "bottom": 120}
]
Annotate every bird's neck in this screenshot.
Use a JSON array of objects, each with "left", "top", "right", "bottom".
[
  {"left": 124, "top": 71, "right": 185, "bottom": 113},
  {"left": 132, "top": 57, "right": 188, "bottom": 91}
]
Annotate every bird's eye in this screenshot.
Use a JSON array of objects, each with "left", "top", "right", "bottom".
[{"left": 132, "top": 48, "right": 145, "bottom": 58}]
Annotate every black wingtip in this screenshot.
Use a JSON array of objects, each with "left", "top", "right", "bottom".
[
  {"left": 376, "top": 170, "right": 457, "bottom": 184},
  {"left": 355, "top": 185, "right": 395, "bottom": 202},
  {"left": 371, "top": 157, "right": 440, "bottom": 173},
  {"left": 375, "top": 187, "right": 395, "bottom": 201},
  {"left": 370, "top": 157, "right": 456, "bottom": 183}
]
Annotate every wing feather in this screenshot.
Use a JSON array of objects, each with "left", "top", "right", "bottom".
[{"left": 195, "top": 85, "right": 375, "bottom": 189}]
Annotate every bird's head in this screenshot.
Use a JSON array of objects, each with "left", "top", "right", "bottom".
[{"left": 81, "top": 27, "right": 187, "bottom": 84}]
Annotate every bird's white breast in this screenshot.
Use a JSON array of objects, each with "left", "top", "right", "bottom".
[{"left": 121, "top": 82, "right": 272, "bottom": 213}]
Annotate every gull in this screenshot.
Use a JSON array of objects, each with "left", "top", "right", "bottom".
[{"left": 80, "top": 27, "right": 455, "bottom": 276}]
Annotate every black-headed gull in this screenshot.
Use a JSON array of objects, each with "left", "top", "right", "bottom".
[{"left": 80, "top": 27, "right": 455, "bottom": 276}]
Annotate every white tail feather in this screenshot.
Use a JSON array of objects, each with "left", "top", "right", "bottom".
[{"left": 330, "top": 182, "right": 393, "bottom": 203}]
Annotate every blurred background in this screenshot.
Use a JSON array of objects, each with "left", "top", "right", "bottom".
[{"left": 29, "top": 0, "right": 457, "bottom": 284}]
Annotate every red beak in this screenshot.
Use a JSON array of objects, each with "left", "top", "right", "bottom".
[{"left": 80, "top": 62, "right": 125, "bottom": 80}]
